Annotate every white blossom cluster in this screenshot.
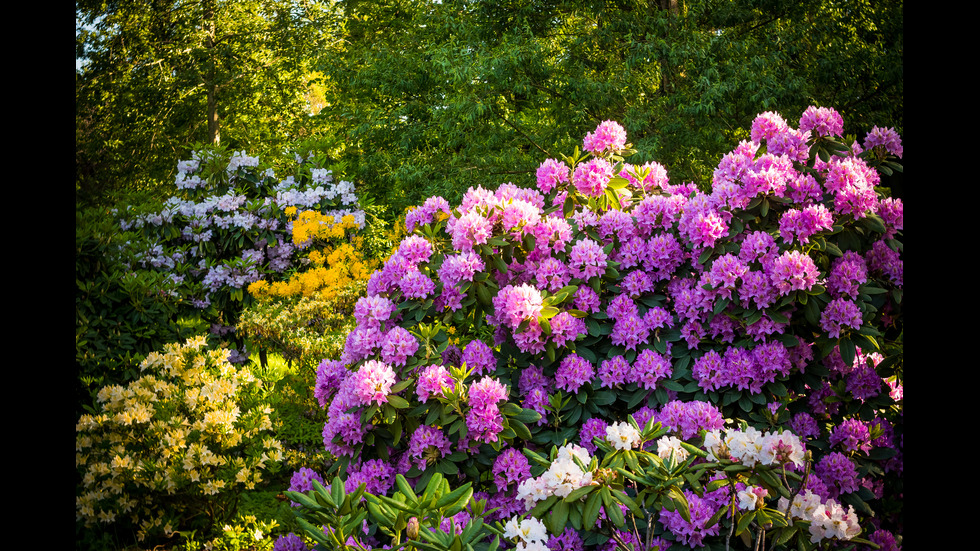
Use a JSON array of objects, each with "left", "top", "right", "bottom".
[
  {"left": 778, "top": 489, "right": 861, "bottom": 542},
  {"left": 703, "top": 426, "right": 805, "bottom": 467},
  {"left": 516, "top": 443, "right": 594, "bottom": 510},
  {"left": 503, "top": 516, "right": 549, "bottom": 551}
]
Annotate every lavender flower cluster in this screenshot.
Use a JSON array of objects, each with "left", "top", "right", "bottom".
[{"left": 116, "top": 149, "right": 366, "bottom": 314}]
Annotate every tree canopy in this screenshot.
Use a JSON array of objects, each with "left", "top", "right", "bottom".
[
  {"left": 313, "top": 0, "right": 902, "bottom": 211},
  {"left": 75, "top": 0, "right": 335, "bottom": 204},
  {"left": 76, "top": 0, "right": 903, "bottom": 210}
]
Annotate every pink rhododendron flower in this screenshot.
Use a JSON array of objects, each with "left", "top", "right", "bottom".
[
  {"left": 769, "top": 250, "right": 820, "bottom": 295},
  {"left": 799, "top": 106, "right": 844, "bottom": 137},
  {"left": 583, "top": 120, "right": 627, "bottom": 153},
  {"left": 351, "top": 360, "right": 397, "bottom": 406},
  {"left": 536, "top": 158, "right": 570, "bottom": 193},
  {"left": 572, "top": 157, "right": 614, "bottom": 197}
]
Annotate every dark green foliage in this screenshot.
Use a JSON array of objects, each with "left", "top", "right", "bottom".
[
  {"left": 314, "top": 0, "right": 902, "bottom": 213},
  {"left": 75, "top": 204, "right": 194, "bottom": 413}
]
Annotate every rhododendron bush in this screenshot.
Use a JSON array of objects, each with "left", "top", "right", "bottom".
[
  {"left": 287, "top": 107, "right": 903, "bottom": 550},
  {"left": 114, "top": 147, "right": 367, "bottom": 361}
]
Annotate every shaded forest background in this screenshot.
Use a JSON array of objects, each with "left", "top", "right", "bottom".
[{"left": 76, "top": 0, "right": 903, "bottom": 213}]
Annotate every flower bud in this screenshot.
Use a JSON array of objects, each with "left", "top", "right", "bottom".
[{"left": 407, "top": 516, "right": 420, "bottom": 540}]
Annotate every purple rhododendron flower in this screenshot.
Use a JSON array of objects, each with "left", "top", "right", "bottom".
[
  {"left": 599, "top": 355, "right": 630, "bottom": 388},
  {"left": 492, "top": 447, "right": 532, "bottom": 491},
  {"left": 381, "top": 326, "right": 419, "bottom": 366},
  {"left": 863, "top": 126, "right": 903, "bottom": 158},
  {"left": 406, "top": 425, "right": 452, "bottom": 471},
  {"left": 820, "top": 298, "right": 863, "bottom": 338},
  {"left": 578, "top": 417, "right": 608, "bottom": 454},
  {"left": 555, "top": 353, "right": 595, "bottom": 393},
  {"left": 462, "top": 339, "right": 496, "bottom": 375}
]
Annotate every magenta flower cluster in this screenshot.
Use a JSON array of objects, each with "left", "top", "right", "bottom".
[{"left": 306, "top": 108, "right": 903, "bottom": 548}]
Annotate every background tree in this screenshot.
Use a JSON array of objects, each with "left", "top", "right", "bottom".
[
  {"left": 312, "top": 0, "right": 903, "bottom": 213},
  {"left": 75, "top": 0, "right": 335, "bottom": 205}
]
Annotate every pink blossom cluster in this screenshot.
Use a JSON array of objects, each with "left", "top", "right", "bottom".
[
  {"left": 416, "top": 363, "right": 454, "bottom": 402},
  {"left": 466, "top": 376, "right": 510, "bottom": 443},
  {"left": 799, "top": 106, "right": 845, "bottom": 137},
  {"left": 535, "top": 158, "right": 570, "bottom": 194},
  {"left": 572, "top": 158, "right": 615, "bottom": 197},
  {"left": 351, "top": 360, "right": 397, "bottom": 406},
  {"left": 583, "top": 120, "right": 628, "bottom": 153}
]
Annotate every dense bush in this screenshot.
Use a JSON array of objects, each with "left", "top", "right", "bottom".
[
  {"left": 75, "top": 336, "right": 284, "bottom": 547},
  {"left": 238, "top": 205, "right": 394, "bottom": 369},
  {"left": 285, "top": 107, "right": 903, "bottom": 550},
  {"left": 112, "top": 146, "right": 367, "bottom": 361},
  {"left": 76, "top": 205, "right": 191, "bottom": 412}
]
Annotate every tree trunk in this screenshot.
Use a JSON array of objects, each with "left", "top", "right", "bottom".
[{"left": 204, "top": 0, "right": 220, "bottom": 145}]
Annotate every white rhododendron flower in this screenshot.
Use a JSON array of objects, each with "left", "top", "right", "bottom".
[
  {"left": 504, "top": 516, "right": 549, "bottom": 545},
  {"left": 656, "top": 436, "right": 690, "bottom": 462},
  {"left": 605, "top": 421, "right": 641, "bottom": 450}
]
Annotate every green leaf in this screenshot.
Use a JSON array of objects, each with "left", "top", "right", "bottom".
[
  {"left": 736, "top": 510, "right": 757, "bottom": 536},
  {"left": 509, "top": 418, "right": 532, "bottom": 440},
  {"left": 331, "top": 476, "right": 345, "bottom": 508},
  {"left": 583, "top": 489, "right": 603, "bottom": 528},
  {"left": 387, "top": 394, "right": 410, "bottom": 409},
  {"left": 549, "top": 499, "right": 570, "bottom": 535}
]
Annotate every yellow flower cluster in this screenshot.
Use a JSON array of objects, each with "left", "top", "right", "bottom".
[
  {"left": 291, "top": 210, "right": 359, "bottom": 248},
  {"left": 75, "top": 337, "right": 282, "bottom": 542}
]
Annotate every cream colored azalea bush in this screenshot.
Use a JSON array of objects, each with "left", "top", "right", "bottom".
[{"left": 75, "top": 336, "right": 283, "bottom": 542}]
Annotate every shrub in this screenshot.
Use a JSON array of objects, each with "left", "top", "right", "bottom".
[
  {"left": 76, "top": 204, "right": 191, "bottom": 412},
  {"left": 238, "top": 204, "right": 390, "bottom": 369},
  {"left": 288, "top": 107, "right": 903, "bottom": 550},
  {"left": 75, "top": 336, "right": 284, "bottom": 546},
  {"left": 112, "top": 146, "right": 367, "bottom": 359}
]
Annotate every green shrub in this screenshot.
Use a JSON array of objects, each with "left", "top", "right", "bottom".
[{"left": 76, "top": 205, "right": 193, "bottom": 412}]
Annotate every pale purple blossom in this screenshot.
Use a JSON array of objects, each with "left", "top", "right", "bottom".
[{"left": 568, "top": 238, "right": 608, "bottom": 280}]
